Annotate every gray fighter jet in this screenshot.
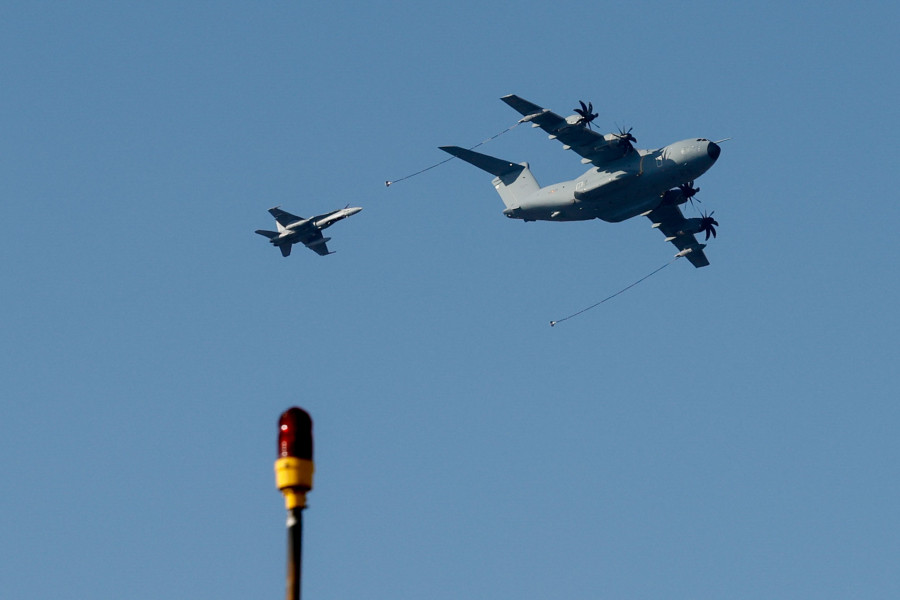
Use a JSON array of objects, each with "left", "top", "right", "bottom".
[
  {"left": 441, "top": 95, "right": 723, "bottom": 267},
  {"left": 255, "top": 206, "right": 362, "bottom": 257}
]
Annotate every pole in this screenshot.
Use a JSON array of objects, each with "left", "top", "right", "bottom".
[{"left": 286, "top": 507, "right": 303, "bottom": 600}]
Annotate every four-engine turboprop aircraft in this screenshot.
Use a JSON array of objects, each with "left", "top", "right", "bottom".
[
  {"left": 255, "top": 206, "right": 362, "bottom": 257},
  {"left": 440, "top": 94, "right": 723, "bottom": 267}
]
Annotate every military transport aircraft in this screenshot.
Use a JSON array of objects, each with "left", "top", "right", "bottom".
[
  {"left": 255, "top": 206, "right": 362, "bottom": 257},
  {"left": 441, "top": 94, "right": 723, "bottom": 268}
]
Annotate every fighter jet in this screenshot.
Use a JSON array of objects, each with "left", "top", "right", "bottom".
[
  {"left": 441, "top": 95, "right": 723, "bottom": 267},
  {"left": 255, "top": 206, "right": 362, "bottom": 257}
]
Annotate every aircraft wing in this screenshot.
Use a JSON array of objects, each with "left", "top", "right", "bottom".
[
  {"left": 298, "top": 229, "right": 332, "bottom": 256},
  {"left": 501, "top": 94, "right": 627, "bottom": 168},
  {"left": 268, "top": 207, "right": 304, "bottom": 227},
  {"left": 644, "top": 204, "right": 710, "bottom": 268}
]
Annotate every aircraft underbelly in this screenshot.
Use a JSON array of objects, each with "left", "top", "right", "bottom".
[
  {"left": 588, "top": 165, "right": 696, "bottom": 222},
  {"left": 573, "top": 176, "right": 662, "bottom": 222},
  {"left": 515, "top": 191, "right": 660, "bottom": 223},
  {"left": 590, "top": 192, "right": 660, "bottom": 223}
]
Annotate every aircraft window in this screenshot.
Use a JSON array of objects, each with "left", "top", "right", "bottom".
[{"left": 697, "top": 138, "right": 707, "bottom": 142}]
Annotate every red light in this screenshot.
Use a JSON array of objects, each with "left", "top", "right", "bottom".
[{"left": 278, "top": 407, "right": 313, "bottom": 460}]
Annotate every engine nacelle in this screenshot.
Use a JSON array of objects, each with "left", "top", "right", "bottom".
[
  {"left": 660, "top": 188, "right": 687, "bottom": 206},
  {"left": 664, "top": 218, "right": 703, "bottom": 241}
]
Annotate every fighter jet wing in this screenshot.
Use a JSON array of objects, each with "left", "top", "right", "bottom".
[
  {"left": 268, "top": 207, "right": 304, "bottom": 227},
  {"left": 298, "top": 229, "right": 332, "bottom": 256},
  {"left": 501, "top": 94, "right": 627, "bottom": 168},
  {"left": 644, "top": 203, "right": 710, "bottom": 268}
]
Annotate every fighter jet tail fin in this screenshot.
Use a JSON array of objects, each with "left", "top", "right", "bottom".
[{"left": 255, "top": 229, "right": 279, "bottom": 239}]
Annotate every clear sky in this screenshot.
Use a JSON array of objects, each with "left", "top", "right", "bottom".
[{"left": 2, "top": 2, "right": 899, "bottom": 598}]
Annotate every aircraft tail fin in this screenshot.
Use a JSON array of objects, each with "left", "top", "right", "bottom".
[
  {"left": 491, "top": 164, "right": 539, "bottom": 210},
  {"left": 255, "top": 229, "right": 279, "bottom": 239},
  {"left": 439, "top": 146, "right": 539, "bottom": 209}
]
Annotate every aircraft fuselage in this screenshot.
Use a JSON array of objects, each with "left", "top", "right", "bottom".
[
  {"left": 270, "top": 206, "right": 362, "bottom": 245},
  {"left": 256, "top": 205, "right": 362, "bottom": 257},
  {"left": 503, "top": 138, "right": 720, "bottom": 223}
]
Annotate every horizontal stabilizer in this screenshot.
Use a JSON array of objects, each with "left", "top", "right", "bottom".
[
  {"left": 439, "top": 146, "right": 524, "bottom": 178},
  {"left": 255, "top": 229, "right": 279, "bottom": 239}
]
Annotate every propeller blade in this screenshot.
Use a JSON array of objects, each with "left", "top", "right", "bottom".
[
  {"left": 699, "top": 210, "right": 718, "bottom": 240},
  {"left": 574, "top": 100, "right": 598, "bottom": 128}
]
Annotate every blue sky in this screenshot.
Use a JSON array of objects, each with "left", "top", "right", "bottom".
[{"left": 2, "top": 2, "right": 899, "bottom": 598}]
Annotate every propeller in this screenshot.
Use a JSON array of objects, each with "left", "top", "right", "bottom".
[
  {"left": 679, "top": 181, "right": 701, "bottom": 208},
  {"left": 614, "top": 126, "right": 637, "bottom": 152},
  {"left": 574, "top": 101, "right": 598, "bottom": 128},
  {"left": 699, "top": 210, "right": 718, "bottom": 240}
]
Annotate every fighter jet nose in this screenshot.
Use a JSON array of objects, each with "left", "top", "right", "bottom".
[{"left": 707, "top": 141, "right": 721, "bottom": 162}]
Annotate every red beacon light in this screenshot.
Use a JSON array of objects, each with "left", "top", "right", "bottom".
[
  {"left": 275, "top": 407, "right": 315, "bottom": 509},
  {"left": 279, "top": 407, "right": 313, "bottom": 460}
]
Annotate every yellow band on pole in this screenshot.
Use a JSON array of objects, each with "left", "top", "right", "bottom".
[
  {"left": 281, "top": 488, "right": 306, "bottom": 510},
  {"left": 275, "top": 457, "right": 315, "bottom": 510}
]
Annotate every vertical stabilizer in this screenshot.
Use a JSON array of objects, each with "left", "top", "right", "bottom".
[{"left": 491, "top": 165, "right": 539, "bottom": 209}]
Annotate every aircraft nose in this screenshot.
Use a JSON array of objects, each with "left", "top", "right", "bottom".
[{"left": 707, "top": 141, "right": 721, "bottom": 161}]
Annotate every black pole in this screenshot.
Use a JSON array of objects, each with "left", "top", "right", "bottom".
[{"left": 286, "top": 507, "right": 303, "bottom": 600}]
